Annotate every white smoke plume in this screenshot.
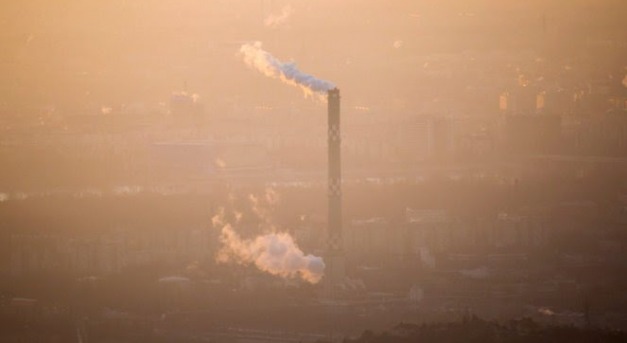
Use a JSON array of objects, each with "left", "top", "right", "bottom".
[
  {"left": 239, "top": 42, "right": 335, "bottom": 99},
  {"left": 211, "top": 207, "right": 226, "bottom": 227},
  {"left": 538, "top": 307, "right": 555, "bottom": 316},
  {"left": 217, "top": 224, "right": 325, "bottom": 284},
  {"left": 212, "top": 190, "right": 325, "bottom": 284},
  {"left": 233, "top": 210, "right": 243, "bottom": 224},
  {"left": 249, "top": 188, "right": 280, "bottom": 224},
  {"left": 264, "top": 5, "right": 294, "bottom": 28},
  {"left": 248, "top": 194, "right": 265, "bottom": 221},
  {"left": 264, "top": 187, "right": 280, "bottom": 206}
]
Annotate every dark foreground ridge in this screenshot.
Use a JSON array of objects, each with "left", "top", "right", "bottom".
[{"left": 334, "top": 317, "right": 627, "bottom": 343}]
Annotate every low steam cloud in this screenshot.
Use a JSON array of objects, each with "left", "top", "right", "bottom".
[
  {"left": 217, "top": 224, "right": 325, "bottom": 284},
  {"left": 239, "top": 42, "right": 335, "bottom": 99},
  {"left": 212, "top": 189, "right": 325, "bottom": 284}
]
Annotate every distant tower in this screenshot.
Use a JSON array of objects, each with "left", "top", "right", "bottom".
[{"left": 325, "top": 88, "right": 346, "bottom": 298}]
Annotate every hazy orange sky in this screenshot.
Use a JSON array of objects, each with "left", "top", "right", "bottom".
[{"left": 0, "top": 0, "right": 624, "bottom": 113}]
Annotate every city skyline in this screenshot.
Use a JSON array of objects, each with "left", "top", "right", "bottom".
[{"left": 0, "top": 1, "right": 626, "bottom": 342}]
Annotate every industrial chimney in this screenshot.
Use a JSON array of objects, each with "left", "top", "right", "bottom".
[{"left": 325, "top": 88, "right": 346, "bottom": 297}]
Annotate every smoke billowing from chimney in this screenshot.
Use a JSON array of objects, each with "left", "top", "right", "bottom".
[
  {"left": 239, "top": 42, "right": 335, "bottom": 99},
  {"left": 217, "top": 224, "right": 325, "bottom": 284}
]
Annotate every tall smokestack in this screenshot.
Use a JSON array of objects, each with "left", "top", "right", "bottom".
[
  {"left": 325, "top": 88, "right": 345, "bottom": 297},
  {"left": 328, "top": 88, "right": 342, "bottom": 248}
]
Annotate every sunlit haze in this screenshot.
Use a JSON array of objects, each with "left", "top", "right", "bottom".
[{"left": 1, "top": 1, "right": 626, "bottom": 342}]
